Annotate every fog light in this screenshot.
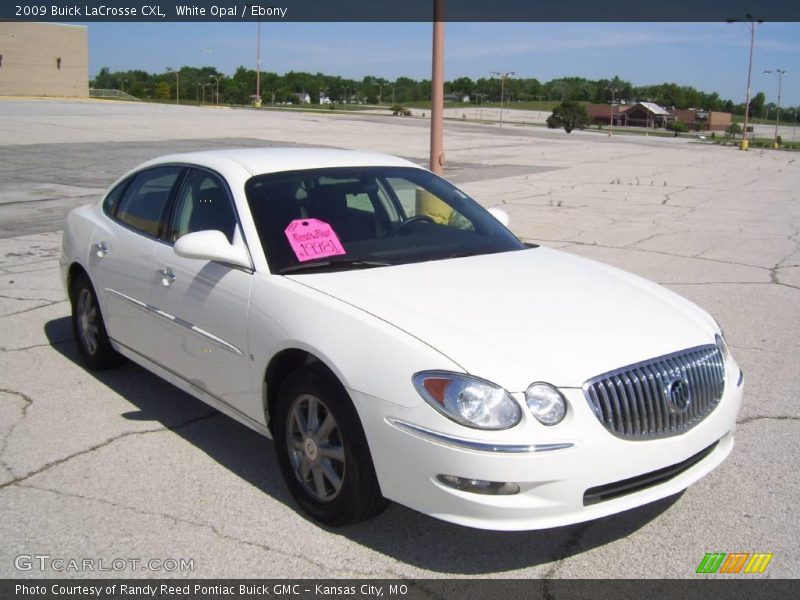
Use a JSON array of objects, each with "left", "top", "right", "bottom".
[{"left": 436, "top": 474, "right": 520, "bottom": 495}]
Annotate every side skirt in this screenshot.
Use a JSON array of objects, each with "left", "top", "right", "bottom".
[{"left": 110, "top": 338, "right": 273, "bottom": 440}]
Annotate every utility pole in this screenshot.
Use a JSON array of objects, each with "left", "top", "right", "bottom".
[
  {"left": 430, "top": 0, "right": 445, "bottom": 174},
  {"left": 727, "top": 14, "right": 763, "bottom": 150}
]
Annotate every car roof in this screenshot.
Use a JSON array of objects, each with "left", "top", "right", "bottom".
[{"left": 139, "top": 147, "right": 421, "bottom": 177}]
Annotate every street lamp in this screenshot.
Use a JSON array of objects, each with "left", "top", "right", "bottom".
[
  {"left": 209, "top": 74, "right": 223, "bottom": 105},
  {"left": 490, "top": 70, "right": 515, "bottom": 127},
  {"left": 476, "top": 93, "right": 487, "bottom": 122},
  {"left": 727, "top": 14, "right": 763, "bottom": 150},
  {"left": 763, "top": 69, "right": 787, "bottom": 148},
  {"left": 608, "top": 87, "right": 619, "bottom": 136},
  {"left": 166, "top": 67, "right": 180, "bottom": 105},
  {"left": 255, "top": 20, "right": 262, "bottom": 107}
]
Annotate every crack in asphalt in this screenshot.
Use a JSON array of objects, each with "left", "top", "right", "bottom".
[
  {"left": 16, "top": 482, "right": 384, "bottom": 577},
  {"left": 14, "top": 481, "right": 435, "bottom": 582},
  {"left": 0, "top": 299, "right": 66, "bottom": 318},
  {"left": 661, "top": 185, "right": 692, "bottom": 205},
  {"left": 729, "top": 344, "right": 800, "bottom": 356},
  {"left": 0, "top": 388, "right": 34, "bottom": 477},
  {"left": 541, "top": 522, "right": 594, "bottom": 591},
  {"left": 737, "top": 415, "right": 800, "bottom": 425},
  {"left": 534, "top": 237, "right": 791, "bottom": 275},
  {"left": 0, "top": 338, "right": 72, "bottom": 353},
  {"left": 0, "top": 412, "right": 220, "bottom": 491},
  {"left": 0, "top": 292, "right": 63, "bottom": 303}
]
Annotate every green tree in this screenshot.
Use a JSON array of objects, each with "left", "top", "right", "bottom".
[
  {"left": 546, "top": 101, "right": 589, "bottom": 133},
  {"left": 666, "top": 120, "right": 689, "bottom": 136},
  {"left": 749, "top": 92, "right": 766, "bottom": 118},
  {"left": 154, "top": 81, "right": 171, "bottom": 99},
  {"left": 726, "top": 122, "right": 743, "bottom": 139},
  {"left": 91, "top": 67, "right": 114, "bottom": 89}
]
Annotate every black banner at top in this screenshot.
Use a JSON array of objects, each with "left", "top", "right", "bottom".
[{"left": 2, "top": 0, "right": 800, "bottom": 22}]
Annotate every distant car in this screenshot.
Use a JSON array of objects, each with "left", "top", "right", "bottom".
[
  {"left": 694, "top": 133, "right": 707, "bottom": 140},
  {"left": 61, "top": 148, "right": 743, "bottom": 530}
]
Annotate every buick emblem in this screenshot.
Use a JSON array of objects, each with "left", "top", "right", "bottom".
[{"left": 665, "top": 376, "right": 691, "bottom": 413}]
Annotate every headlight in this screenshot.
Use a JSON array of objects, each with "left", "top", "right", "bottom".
[
  {"left": 715, "top": 333, "right": 730, "bottom": 364},
  {"left": 525, "top": 383, "right": 567, "bottom": 426},
  {"left": 413, "top": 371, "right": 521, "bottom": 430}
]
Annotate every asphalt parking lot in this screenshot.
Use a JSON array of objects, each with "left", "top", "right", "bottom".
[{"left": 0, "top": 99, "right": 798, "bottom": 579}]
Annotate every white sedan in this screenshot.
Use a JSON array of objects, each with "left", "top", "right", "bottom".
[{"left": 60, "top": 148, "right": 743, "bottom": 530}]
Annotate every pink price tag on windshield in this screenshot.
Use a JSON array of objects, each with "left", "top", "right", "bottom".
[{"left": 284, "top": 219, "right": 347, "bottom": 262}]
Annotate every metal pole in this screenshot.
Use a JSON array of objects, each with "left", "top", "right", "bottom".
[
  {"left": 175, "top": 72, "right": 179, "bottom": 105},
  {"left": 764, "top": 69, "right": 787, "bottom": 146},
  {"left": 255, "top": 20, "right": 262, "bottom": 106},
  {"left": 608, "top": 88, "right": 616, "bottom": 136},
  {"left": 429, "top": 0, "right": 445, "bottom": 175},
  {"left": 775, "top": 69, "right": 785, "bottom": 146},
  {"left": 499, "top": 75, "right": 505, "bottom": 128}
]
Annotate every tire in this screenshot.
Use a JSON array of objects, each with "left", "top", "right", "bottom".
[
  {"left": 273, "top": 363, "right": 386, "bottom": 526},
  {"left": 70, "top": 273, "right": 125, "bottom": 370}
]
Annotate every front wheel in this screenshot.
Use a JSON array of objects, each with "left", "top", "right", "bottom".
[
  {"left": 272, "top": 364, "right": 386, "bottom": 526},
  {"left": 70, "top": 273, "right": 125, "bottom": 370}
]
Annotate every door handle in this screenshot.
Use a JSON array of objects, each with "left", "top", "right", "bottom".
[
  {"left": 156, "top": 267, "right": 176, "bottom": 287},
  {"left": 94, "top": 242, "right": 109, "bottom": 257}
]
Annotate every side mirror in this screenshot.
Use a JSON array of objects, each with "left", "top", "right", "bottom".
[
  {"left": 174, "top": 230, "right": 251, "bottom": 269},
  {"left": 487, "top": 207, "right": 510, "bottom": 228}
]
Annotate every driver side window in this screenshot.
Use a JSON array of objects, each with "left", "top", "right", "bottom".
[
  {"left": 385, "top": 177, "right": 474, "bottom": 231},
  {"left": 168, "top": 169, "right": 237, "bottom": 243}
]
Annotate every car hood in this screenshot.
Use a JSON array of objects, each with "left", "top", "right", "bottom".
[{"left": 288, "top": 247, "right": 717, "bottom": 390}]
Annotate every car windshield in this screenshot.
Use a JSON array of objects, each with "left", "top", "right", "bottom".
[{"left": 244, "top": 166, "right": 527, "bottom": 274}]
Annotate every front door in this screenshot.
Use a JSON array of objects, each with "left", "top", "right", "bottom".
[{"left": 149, "top": 168, "right": 255, "bottom": 420}]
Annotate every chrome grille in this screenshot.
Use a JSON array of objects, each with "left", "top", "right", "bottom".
[{"left": 583, "top": 345, "right": 725, "bottom": 439}]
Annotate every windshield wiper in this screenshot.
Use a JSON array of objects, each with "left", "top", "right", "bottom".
[{"left": 278, "top": 258, "right": 393, "bottom": 275}]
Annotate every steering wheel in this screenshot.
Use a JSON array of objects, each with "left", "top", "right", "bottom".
[{"left": 395, "top": 215, "right": 436, "bottom": 235}]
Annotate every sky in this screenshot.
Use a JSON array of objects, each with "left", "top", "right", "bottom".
[{"left": 83, "top": 22, "right": 800, "bottom": 106}]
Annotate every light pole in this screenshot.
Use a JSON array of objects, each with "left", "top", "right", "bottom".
[
  {"left": 608, "top": 87, "right": 619, "bottom": 136},
  {"left": 727, "top": 14, "right": 763, "bottom": 150},
  {"left": 491, "top": 70, "right": 515, "bottom": 127},
  {"left": 255, "top": 20, "right": 262, "bottom": 107},
  {"left": 166, "top": 67, "right": 180, "bottom": 104},
  {"left": 209, "top": 74, "right": 222, "bottom": 105},
  {"left": 476, "top": 93, "right": 487, "bottom": 122},
  {"left": 763, "top": 69, "right": 787, "bottom": 147}
]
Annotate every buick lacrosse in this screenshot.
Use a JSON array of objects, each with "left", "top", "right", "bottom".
[{"left": 61, "top": 148, "right": 743, "bottom": 530}]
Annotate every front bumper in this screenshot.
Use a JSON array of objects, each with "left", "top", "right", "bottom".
[{"left": 350, "top": 364, "right": 743, "bottom": 531}]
